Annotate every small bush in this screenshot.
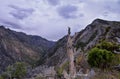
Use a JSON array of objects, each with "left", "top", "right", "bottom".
[
  {"left": 0, "top": 72, "right": 9, "bottom": 79},
  {"left": 0, "top": 76, "right": 4, "bottom": 79},
  {"left": 56, "top": 61, "right": 69, "bottom": 78},
  {"left": 0, "top": 75, "right": 4, "bottom": 79},
  {"left": 88, "top": 47, "right": 115, "bottom": 69},
  {"left": 57, "top": 67, "right": 63, "bottom": 78},
  {"left": 96, "top": 41, "right": 119, "bottom": 52},
  {"left": 12, "top": 62, "right": 27, "bottom": 78},
  {"left": 6, "top": 62, "right": 27, "bottom": 79}
]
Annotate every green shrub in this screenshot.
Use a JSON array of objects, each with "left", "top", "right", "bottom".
[
  {"left": 6, "top": 62, "right": 27, "bottom": 79},
  {"left": 0, "top": 76, "right": 4, "bottom": 79},
  {"left": 57, "top": 67, "right": 63, "bottom": 78},
  {"left": 112, "top": 54, "right": 120, "bottom": 65},
  {"left": 75, "top": 41, "right": 86, "bottom": 50},
  {"left": 0, "top": 72, "right": 9, "bottom": 79},
  {"left": 96, "top": 41, "right": 119, "bottom": 52},
  {"left": 56, "top": 61, "right": 69, "bottom": 78},
  {"left": 88, "top": 47, "right": 115, "bottom": 69}
]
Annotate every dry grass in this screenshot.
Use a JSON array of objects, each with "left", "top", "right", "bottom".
[{"left": 91, "top": 69, "right": 120, "bottom": 79}]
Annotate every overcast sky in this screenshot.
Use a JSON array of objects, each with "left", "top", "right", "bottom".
[{"left": 0, "top": 0, "right": 120, "bottom": 41}]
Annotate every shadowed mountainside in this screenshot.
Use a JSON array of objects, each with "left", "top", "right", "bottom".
[{"left": 0, "top": 26, "right": 55, "bottom": 73}]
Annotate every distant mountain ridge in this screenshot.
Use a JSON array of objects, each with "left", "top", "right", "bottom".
[{"left": 0, "top": 26, "right": 55, "bottom": 73}]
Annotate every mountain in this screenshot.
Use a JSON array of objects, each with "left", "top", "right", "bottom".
[
  {"left": 1, "top": 19, "right": 120, "bottom": 79},
  {"left": 44, "top": 36, "right": 68, "bottom": 66},
  {"left": 43, "top": 19, "right": 120, "bottom": 67},
  {"left": 0, "top": 26, "right": 55, "bottom": 73},
  {"left": 75, "top": 19, "right": 120, "bottom": 51}
]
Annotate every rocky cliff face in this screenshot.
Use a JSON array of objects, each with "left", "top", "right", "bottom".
[
  {"left": 0, "top": 26, "right": 55, "bottom": 73},
  {"left": 75, "top": 19, "right": 120, "bottom": 51}
]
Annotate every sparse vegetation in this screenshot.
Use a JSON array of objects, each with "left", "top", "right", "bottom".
[
  {"left": 88, "top": 41, "right": 120, "bottom": 69},
  {"left": 75, "top": 41, "right": 86, "bottom": 50},
  {"left": 0, "top": 73, "right": 8, "bottom": 79},
  {"left": 76, "top": 55, "right": 83, "bottom": 65},
  {"left": 0, "top": 76, "right": 3, "bottom": 79},
  {"left": 35, "top": 76, "right": 45, "bottom": 79},
  {"left": 75, "top": 31, "right": 97, "bottom": 50},
  {"left": 88, "top": 47, "right": 115, "bottom": 69},
  {"left": 3, "top": 62, "right": 27, "bottom": 79},
  {"left": 56, "top": 61, "right": 69, "bottom": 78},
  {"left": 12, "top": 62, "right": 27, "bottom": 78},
  {"left": 104, "top": 26, "right": 111, "bottom": 36},
  {"left": 91, "top": 68, "right": 120, "bottom": 79},
  {"left": 87, "top": 30, "right": 97, "bottom": 44},
  {"left": 96, "top": 41, "right": 119, "bottom": 52}
]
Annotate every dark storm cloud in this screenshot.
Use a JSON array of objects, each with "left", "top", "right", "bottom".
[
  {"left": 8, "top": 5, "right": 34, "bottom": 20},
  {"left": 57, "top": 5, "right": 78, "bottom": 19},
  {"left": 0, "top": 19, "right": 22, "bottom": 29},
  {"left": 46, "top": 0, "right": 60, "bottom": 6}
]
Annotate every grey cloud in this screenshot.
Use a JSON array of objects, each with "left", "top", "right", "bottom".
[
  {"left": 103, "top": 11, "right": 109, "bottom": 17},
  {"left": 104, "top": 1, "right": 120, "bottom": 14},
  {"left": 79, "top": 14, "right": 84, "bottom": 17},
  {"left": 118, "top": 0, "right": 120, "bottom": 4},
  {"left": 0, "top": 19, "right": 22, "bottom": 29},
  {"left": 0, "top": 0, "right": 120, "bottom": 41},
  {"left": 57, "top": 5, "right": 78, "bottom": 19},
  {"left": 46, "top": 0, "right": 60, "bottom": 6},
  {"left": 8, "top": 5, "right": 34, "bottom": 20}
]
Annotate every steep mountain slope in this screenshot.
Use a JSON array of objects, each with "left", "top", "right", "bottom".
[
  {"left": 44, "top": 36, "right": 68, "bottom": 66},
  {"left": 8, "top": 18, "right": 119, "bottom": 79},
  {"left": 75, "top": 19, "right": 120, "bottom": 51},
  {"left": 44, "top": 18, "right": 120, "bottom": 67},
  {"left": 0, "top": 26, "right": 55, "bottom": 73}
]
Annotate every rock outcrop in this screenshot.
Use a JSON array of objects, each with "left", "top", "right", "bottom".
[{"left": 75, "top": 19, "right": 120, "bottom": 51}]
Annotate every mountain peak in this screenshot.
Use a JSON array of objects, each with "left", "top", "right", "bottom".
[
  {"left": 0, "top": 25, "right": 5, "bottom": 29},
  {"left": 92, "top": 18, "right": 110, "bottom": 25}
]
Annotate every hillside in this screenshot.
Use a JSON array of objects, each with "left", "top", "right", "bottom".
[
  {"left": 75, "top": 19, "right": 120, "bottom": 51},
  {"left": 34, "top": 19, "right": 120, "bottom": 79},
  {"left": 0, "top": 19, "right": 120, "bottom": 79},
  {"left": 44, "top": 19, "right": 120, "bottom": 67},
  {"left": 0, "top": 26, "right": 55, "bottom": 73}
]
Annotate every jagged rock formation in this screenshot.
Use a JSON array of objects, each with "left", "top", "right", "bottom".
[
  {"left": 0, "top": 26, "right": 55, "bottom": 73},
  {"left": 66, "top": 27, "right": 76, "bottom": 78}
]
